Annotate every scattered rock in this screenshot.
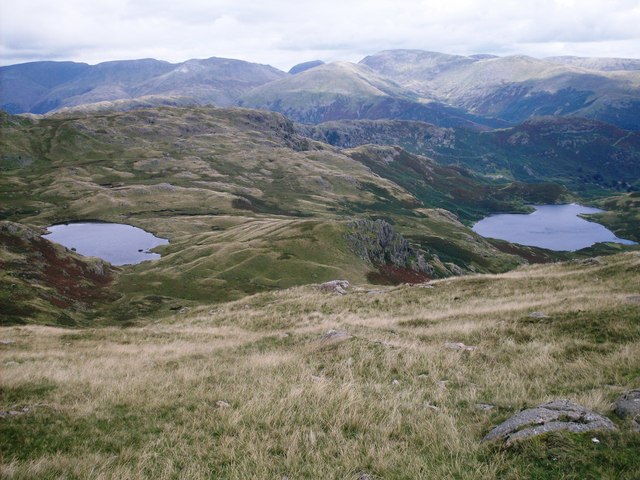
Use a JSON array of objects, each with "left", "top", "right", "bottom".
[
  {"left": 576, "top": 257, "right": 603, "bottom": 266},
  {"left": 215, "top": 400, "right": 230, "bottom": 409},
  {"left": 613, "top": 389, "right": 640, "bottom": 431},
  {"left": 476, "top": 403, "right": 496, "bottom": 412},
  {"left": 444, "top": 342, "right": 477, "bottom": 351},
  {"left": 445, "top": 262, "right": 466, "bottom": 276},
  {"left": 278, "top": 332, "right": 290, "bottom": 338},
  {"left": 357, "top": 472, "right": 373, "bottom": 480},
  {"left": 424, "top": 403, "right": 439, "bottom": 411},
  {"left": 316, "top": 280, "right": 350, "bottom": 295},
  {"left": 0, "top": 406, "right": 30, "bottom": 419},
  {"left": 483, "top": 399, "right": 616, "bottom": 446},
  {"left": 591, "top": 437, "right": 600, "bottom": 443},
  {"left": 367, "top": 289, "right": 385, "bottom": 295},
  {"left": 528, "top": 311, "right": 549, "bottom": 319},
  {"left": 320, "top": 329, "right": 351, "bottom": 342},
  {"left": 626, "top": 295, "right": 640, "bottom": 304},
  {"left": 391, "top": 379, "right": 400, "bottom": 385},
  {"left": 0, "top": 339, "right": 15, "bottom": 345}
]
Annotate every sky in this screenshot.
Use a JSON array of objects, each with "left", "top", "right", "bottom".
[{"left": 1, "top": 0, "right": 640, "bottom": 70}]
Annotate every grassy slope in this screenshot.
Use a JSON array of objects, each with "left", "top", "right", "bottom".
[
  {"left": 591, "top": 193, "right": 640, "bottom": 243},
  {"left": 1, "top": 107, "right": 542, "bottom": 323},
  {"left": 0, "top": 222, "right": 119, "bottom": 326},
  {"left": 1, "top": 252, "right": 639, "bottom": 479},
  {"left": 344, "top": 145, "right": 567, "bottom": 223}
]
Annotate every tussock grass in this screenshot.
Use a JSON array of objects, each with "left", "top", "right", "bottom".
[{"left": 2, "top": 252, "right": 640, "bottom": 479}]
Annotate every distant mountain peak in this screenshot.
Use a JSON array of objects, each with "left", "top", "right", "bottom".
[{"left": 289, "top": 60, "right": 325, "bottom": 75}]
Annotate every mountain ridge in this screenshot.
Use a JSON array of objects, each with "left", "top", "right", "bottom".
[{"left": 3, "top": 49, "right": 640, "bottom": 130}]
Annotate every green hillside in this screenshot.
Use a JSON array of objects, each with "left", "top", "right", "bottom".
[
  {"left": 1, "top": 106, "right": 555, "bottom": 325},
  {"left": 305, "top": 116, "right": 640, "bottom": 197}
]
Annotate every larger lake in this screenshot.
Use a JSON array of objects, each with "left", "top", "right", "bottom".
[
  {"left": 472, "top": 204, "right": 636, "bottom": 251},
  {"left": 43, "top": 222, "right": 169, "bottom": 266}
]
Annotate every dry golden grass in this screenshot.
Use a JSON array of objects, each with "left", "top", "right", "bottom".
[{"left": 2, "top": 252, "right": 640, "bottom": 479}]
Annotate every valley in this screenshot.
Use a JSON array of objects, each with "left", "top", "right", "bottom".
[{"left": 1, "top": 48, "right": 639, "bottom": 479}]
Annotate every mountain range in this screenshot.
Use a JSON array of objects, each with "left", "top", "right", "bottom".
[
  {"left": 2, "top": 48, "right": 640, "bottom": 479},
  {"left": 2, "top": 49, "right": 640, "bottom": 130}
]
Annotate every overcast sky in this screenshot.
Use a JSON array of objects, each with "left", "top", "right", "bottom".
[{"left": 2, "top": 0, "right": 639, "bottom": 70}]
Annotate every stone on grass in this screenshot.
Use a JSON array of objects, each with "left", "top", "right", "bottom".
[
  {"left": 444, "top": 342, "right": 477, "bottom": 351},
  {"left": 528, "top": 311, "right": 549, "bottom": 319},
  {"left": 613, "top": 389, "right": 640, "bottom": 432},
  {"left": 320, "top": 329, "right": 351, "bottom": 342},
  {"left": 483, "top": 399, "right": 616, "bottom": 446},
  {"left": 316, "top": 280, "right": 350, "bottom": 295},
  {"left": 215, "top": 400, "right": 230, "bottom": 409},
  {"left": 614, "top": 389, "right": 640, "bottom": 419},
  {"left": 0, "top": 406, "right": 30, "bottom": 419}
]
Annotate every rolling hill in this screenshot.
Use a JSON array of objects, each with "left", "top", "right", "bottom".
[
  {"left": 0, "top": 57, "right": 285, "bottom": 114},
  {"left": 2, "top": 105, "right": 562, "bottom": 325}
]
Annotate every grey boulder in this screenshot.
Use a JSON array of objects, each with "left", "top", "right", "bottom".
[
  {"left": 613, "top": 389, "right": 640, "bottom": 432},
  {"left": 483, "top": 399, "right": 616, "bottom": 446}
]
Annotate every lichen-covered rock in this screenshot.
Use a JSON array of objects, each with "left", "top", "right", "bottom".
[{"left": 483, "top": 399, "right": 616, "bottom": 446}]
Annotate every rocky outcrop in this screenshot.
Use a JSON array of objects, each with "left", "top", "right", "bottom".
[
  {"left": 483, "top": 400, "right": 616, "bottom": 446},
  {"left": 346, "top": 219, "right": 432, "bottom": 275}
]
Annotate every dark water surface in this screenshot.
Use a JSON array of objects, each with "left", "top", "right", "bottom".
[
  {"left": 472, "top": 204, "right": 636, "bottom": 251},
  {"left": 43, "top": 222, "right": 169, "bottom": 265}
]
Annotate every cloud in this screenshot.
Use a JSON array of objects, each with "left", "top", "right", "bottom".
[{"left": 1, "top": 0, "right": 639, "bottom": 69}]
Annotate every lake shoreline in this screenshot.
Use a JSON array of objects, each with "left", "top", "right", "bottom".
[{"left": 472, "top": 204, "right": 637, "bottom": 251}]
